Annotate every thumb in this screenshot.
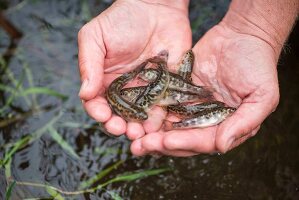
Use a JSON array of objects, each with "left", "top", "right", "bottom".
[
  {"left": 216, "top": 93, "right": 278, "bottom": 153},
  {"left": 78, "top": 19, "right": 106, "bottom": 100}
]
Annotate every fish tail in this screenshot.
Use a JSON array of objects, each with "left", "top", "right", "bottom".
[{"left": 199, "top": 86, "right": 216, "bottom": 99}]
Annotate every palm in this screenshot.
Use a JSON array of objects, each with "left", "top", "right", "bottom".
[
  {"left": 131, "top": 25, "right": 279, "bottom": 156},
  {"left": 98, "top": 1, "right": 191, "bottom": 85},
  {"left": 78, "top": 0, "right": 191, "bottom": 136}
]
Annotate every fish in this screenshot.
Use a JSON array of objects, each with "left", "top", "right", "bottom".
[
  {"left": 164, "top": 106, "right": 236, "bottom": 130},
  {"left": 138, "top": 68, "right": 213, "bottom": 98},
  {"left": 106, "top": 61, "right": 148, "bottom": 121},
  {"left": 121, "top": 86, "right": 206, "bottom": 106},
  {"left": 135, "top": 55, "right": 170, "bottom": 110},
  {"left": 177, "top": 49, "right": 194, "bottom": 83},
  {"left": 167, "top": 101, "right": 225, "bottom": 117}
]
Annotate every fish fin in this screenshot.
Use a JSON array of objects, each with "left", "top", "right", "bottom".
[
  {"left": 163, "top": 119, "right": 174, "bottom": 131},
  {"left": 197, "top": 86, "right": 216, "bottom": 99}
]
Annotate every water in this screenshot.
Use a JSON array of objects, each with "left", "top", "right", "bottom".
[{"left": 0, "top": 0, "right": 298, "bottom": 199}]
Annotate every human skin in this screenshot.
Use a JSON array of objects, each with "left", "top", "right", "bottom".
[
  {"left": 78, "top": 0, "right": 299, "bottom": 156},
  {"left": 78, "top": 0, "right": 191, "bottom": 136}
]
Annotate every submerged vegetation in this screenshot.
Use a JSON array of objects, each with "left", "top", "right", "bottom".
[{"left": 0, "top": 56, "right": 169, "bottom": 199}]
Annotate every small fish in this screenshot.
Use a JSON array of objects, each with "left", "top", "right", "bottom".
[
  {"left": 164, "top": 106, "right": 236, "bottom": 130},
  {"left": 135, "top": 55, "right": 170, "bottom": 110},
  {"left": 106, "top": 61, "right": 148, "bottom": 121},
  {"left": 177, "top": 49, "right": 194, "bottom": 83},
  {"left": 138, "top": 68, "right": 213, "bottom": 98},
  {"left": 120, "top": 86, "right": 146, "bottom": 103},
  {"left": 167, "top": 101, "right": 225, "bottom": 117},
  {"left": 121, "top": 86, "right": 205, "bottom": 106}
]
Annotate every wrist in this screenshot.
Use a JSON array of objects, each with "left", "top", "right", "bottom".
[{"left": 221, "top": 0, "right": 298, "bottom": 58}]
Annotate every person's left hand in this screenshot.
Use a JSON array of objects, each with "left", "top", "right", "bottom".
[{"left": 130, "top": 24, "right": 280, "bottom": 156}]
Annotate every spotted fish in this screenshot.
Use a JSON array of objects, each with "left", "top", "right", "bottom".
[
  {"left": 167, "top": 101, "right": 225, "bottom": 116},
  {"left": 121, "top": 86, "right": 205, "bottom": 106},
  {"left": 138, "top": 68, "right": 213, "bottom": 98},
  {"left": 164, "top": 106, "right": 236, "bottom": 130},
  {"left": 177, "top": 49, "right": 194, "bottom": 83},
  {"left": 106, "top": 61, "right": 148, "bottom": 121}
]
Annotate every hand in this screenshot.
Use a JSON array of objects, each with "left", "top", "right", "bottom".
[
  {"left": 78, "top": 0, "right": 192, "bottom": 137},
  {"left": 130, "top": 24, "right": 280, "bottom": 156}
]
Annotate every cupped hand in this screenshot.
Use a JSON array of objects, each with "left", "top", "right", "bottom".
[
  {"left": 131, "top": 24, "right": 280, "bottom": 156},
  {"left": 78, "top": 0, "right": 191, "bottom": 137}
]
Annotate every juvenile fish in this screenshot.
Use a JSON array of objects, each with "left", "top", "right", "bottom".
[
  {"left": 106, "top": 61, "right": 148, "bottom": 121},
  {"left": 138, "top": 68, "right": 213, "bottom": 98},
  {"left": 164, "top": 106, "right": 236, "bottom": 130},
  {"left": 167, "top": 101, "right": 225, "bottom": 117},
  {"left": 121, "top": 86, "right": 205, "bottom": 106},
  {"left": 177, "top": 49, "right": 194, "bottom": 83},
  {"left": 135, "top": 58, "right": 170, "bottom": 110}
]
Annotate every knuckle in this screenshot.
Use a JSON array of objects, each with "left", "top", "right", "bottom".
[{"left": 78, "top": 23, "right": 91, "bottom": 40}]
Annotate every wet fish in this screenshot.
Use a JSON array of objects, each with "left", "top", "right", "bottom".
[
  {"left": 177, "top": 49, "right": 194, "bottom": 83},
  {"left": 135, "top": 55, "right": 170, "bottom": 110},
  {"left": 121, "top": 86, "right": 205, "bottom": 106},
  {"left": 138, "top": 68, "right": 213, "bottom": 98},
  {"left": 106, "top": 61, "right": 148, "bottom": 121},
  {"left": 164, "top": 106, "right": 236, "bottom": 130},
  {"left": 167, "top": 101, "right": 225, "bottom": 117}
]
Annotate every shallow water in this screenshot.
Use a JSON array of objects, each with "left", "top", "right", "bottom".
[{"left": 0, "top": 0, "right": 298, "bottom": 199}]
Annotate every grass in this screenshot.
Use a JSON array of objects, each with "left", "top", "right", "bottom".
[
  {"left": 0, "top": 55, "right": 170, "bottom": 199},
  {"left": 7, "top": 167, "right": 169, "bottom": 199}
]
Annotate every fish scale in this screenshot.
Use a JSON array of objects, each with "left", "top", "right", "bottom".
[{"left": 106, "top": 61, "right": 148, "bottom": 121}]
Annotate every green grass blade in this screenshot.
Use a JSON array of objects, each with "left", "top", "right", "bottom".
[
  {"left": 23, "top": 62, "right": 38, "bottom": 107},
  {"left": 4, "top": 157, "right": 12, "bottom": 178},
  {"left": 59, "top": 121, "right": 93, "bottom": 129},
  {"left": 5, "top": 180, "right": 16, "bottom": 200},
  {"left": 106, "top": 190, "right": 123, "bottom": 200},
  {"left": 19, "top": 87, "right": 68, "bottom": 101},
  {"left": 0, "top": 69, "right": 26, "bottom": 114},
  {"left": 94, "top": 147, "right": 123, "bottom": 156},
  {"left": 1, "top": 135, "right": 31, "bottom": 166},
  {"left": 0, "top": 57, "right": 31, "bottom": 106},
  {"left": 79, "top": 160, "right": 124, "bottom": 189},
  {"left": 48, "top": 126, "right": 80, "bottom": 159},
  {"left": 46, "top": 186, "right": 65, "bottom": 200},
  {"left": 0, "top": 84, "right": 15, "bottom": 93},
  {"left": 98, "top": 168, "right": 170, "bottom": 188}
]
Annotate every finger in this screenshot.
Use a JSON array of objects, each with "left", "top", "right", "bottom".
[
  {"left": 104, "top": 115, "right": 127, "bottom": 136},
  {"left": 126, "top": 122, "right": 145, "bottom": 140},
  {"left": 78, "top": 19, "right": 106, "bottom": 100},
  {"left": 83, "top": 96, "right": 112, "bottom": 122},
  {"left": 162, "top": 128, "right": 217, "bottom": 153},
  {"left": 227, "top": 126, "right": 259, "bottom": 151},
  {"left": 143, "top": 106, "right": 167, "bottom": 133},
  {"left": 216, "top": 99, "right": 276, "bottom": 153},
  {"left": 130, "top": 132, "right": 198, "bottom": 157}
]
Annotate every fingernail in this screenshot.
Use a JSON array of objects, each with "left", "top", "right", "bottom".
[{"left": 79, "top": 79, "right": 89, "bottom": 96}]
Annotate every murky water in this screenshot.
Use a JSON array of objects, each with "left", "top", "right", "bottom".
[{"left": 0, "top": 0, "right": 298, "bottom": 199}]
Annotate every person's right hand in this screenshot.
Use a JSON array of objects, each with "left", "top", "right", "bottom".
[{"left": 78, "top": 0, "right": 192, "bottom": 138}]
